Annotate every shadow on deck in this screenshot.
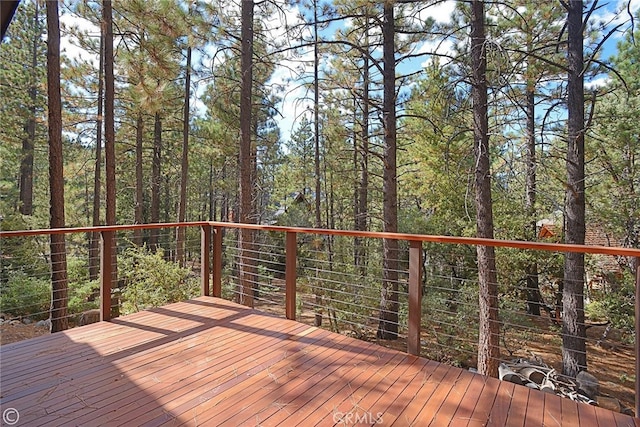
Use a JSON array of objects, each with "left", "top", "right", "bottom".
[{"left": 0, "top": 296, "right": 637, "bottom": 426}]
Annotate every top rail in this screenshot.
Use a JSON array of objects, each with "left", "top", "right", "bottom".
[{"left": 2, "top": 221, "right": 640, "bottom": 258}]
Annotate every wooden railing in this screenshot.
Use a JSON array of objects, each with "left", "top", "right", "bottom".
[{"left": 2, "top": 221, "right": 639, "bottom": 415}]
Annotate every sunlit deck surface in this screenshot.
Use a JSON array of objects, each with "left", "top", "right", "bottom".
[{"left": 1, "top": 296, "right": 637, "bottom": 427}]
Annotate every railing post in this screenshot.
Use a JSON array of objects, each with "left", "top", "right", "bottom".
[
  {"left": 286, "top": 232, "right": 297, "bottom": 321},
  {"left": 635, "top": 257, "right": 639, "bottom": 418},
  {"left": 100, "top": 230, "right": 113, "bottom": 322},
  {"left": 212, "top": 226, "right": 223, "bottom": 298},
  {"left": 201, "top": 225, "right": 211, "bottom": 296},
  {"left": 408, "top": 240, "right": 423, "bottom": 356}
]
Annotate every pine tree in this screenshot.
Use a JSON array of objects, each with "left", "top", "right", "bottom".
[
  {"left": 562, "top": 0, "right": 587, "bottom": 378},
  {"left": 0, "top": 0, "right": 47, "bottom": 219},
  {"left": 46, "top": 0, "right": 69, "bottom": 332},
  {"left": 470, "top": 0, "right": 500, "bottom": 378}
]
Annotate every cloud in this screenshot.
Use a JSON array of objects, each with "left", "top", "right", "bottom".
[
  {"left": 585, "top": 76, "right": 610, "bottom": 89},
  {"left": 418, "top": 38, "right": 455, "bottom": 68},
  {"left": 59, "top": 12, "right": 99, "bottom": 68},
  {"left": 416, "top": 0, "right": 456, "bottom": 24}
]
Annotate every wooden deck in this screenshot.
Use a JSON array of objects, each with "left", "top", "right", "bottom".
[{"left": 0, "top": 297, "right": 637, "bottom": 426}]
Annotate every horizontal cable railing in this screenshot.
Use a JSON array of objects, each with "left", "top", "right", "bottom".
[{"left": 1, "top": 221, "right": 639, "bottom": 416}]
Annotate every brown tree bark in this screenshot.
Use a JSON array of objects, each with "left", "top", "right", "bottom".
[
  {"left": 103, "top": 0, "right": 118, "bottom": 318},
  {"left": 103, "top": 0, "right": 115, "bottom": 228},
  {"left": 134, "top": 113, "right": 144, "bottom": 246},
  {"left": 355, "top": 12, "right": 370, "bottom": 279},
  {"left": 19, "top": 0, "right": 40, "bottom": 217},
  {"left": 46, "top": 0, "right": 68, "bottom": 333},
  {"left": 89, "top": 31, "right": 104, "bottom": 281},
  {"left": 313, "top": 0, "right": 323, "bottom": 327},
  {"left": 525, "top": 69, "right": 542, "bottom": 316},
  {"left": 376, "top": 1, "right": 399, "bottom": 340},
  {"left": 562, "top": 0, "right": 587, "bottom": 378},
  {"left": 238, "top": 0, "right": 255, "bottom": 307},
  {"left": 313, "top": 0, "right": 321, "bottom": 231},
  {"left": 471, "top": 0, "right": 500, "bottom": 378},
  {"left": 177, "top": 46, "right": 192, "bottom": 267},
  {"left": 150, "top": 112, "right": 162, "bottom": 251}
]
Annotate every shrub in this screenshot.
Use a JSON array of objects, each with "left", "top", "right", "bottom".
[
  {"left": 119, "top": 246, "right": 199, "bottom": 314},
  {"left": 68, "top": 279, "right": 100, "bottom": 314},
  {"left": 586, "top": 271, "right": 635, "bottom": 340},
  {"left": 0, "top": 271, "right": 50, "bottom": 320}
]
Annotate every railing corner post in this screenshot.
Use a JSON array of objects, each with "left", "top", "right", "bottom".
[
  {"left": 286, "top": 232, "right": 297, "bottom": 321},
  {"left": 213, "top": 226, "right": 223, "bottom": 298},
  {"left": 100, "top": 230, "right": 113, "bottom": 322},
  {"left": 201, "top": 225, "right": 211, "bottom": 297},
  {"left": 408, "top": 240, "right": 423, "bottom": 356}
]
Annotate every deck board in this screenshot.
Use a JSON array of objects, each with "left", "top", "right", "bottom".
[
  {"left": 505, "top": 382, "right": 529, "bottom": 427},
  {"left": 390, "top": 361, "right": 459, "bottom": 425},
  {"left": 0, "top": 296, "right": 635, "bottom": 426},
  {"left": 561, "top": 391, "right": 581, "bottom": 425},
  {"left": 523, "top": 385, "right": 545, "bottom": 427},
  {"left": 201, "top": 329, "right": 343, "bottom": 425},
  {"left": 451, "top": 372, "right": 496, "bottom": 426},
  {"left": 543, "top": 388, "right": 563, "bottom": 426}
]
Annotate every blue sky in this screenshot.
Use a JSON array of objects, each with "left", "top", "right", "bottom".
[
  {"left": 56, "top": 0, "right": 640, "bottom": 143},
  {"left": 270, "top": 0, "right": 639, "bottom": 142}
]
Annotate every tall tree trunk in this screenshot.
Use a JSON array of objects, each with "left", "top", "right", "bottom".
[
  {"left": 134, "top": 113, "right": 144, "bottom": 246},
  {"left": 238, "top": 0, "right": 255, "bottom": 307},
  {"left": 313, "top": 0, "right": 323, "bottom": 327},
  {"left": 563, "top": 0, "right": 587, "bottom": 378},
  {"left": 46, "top": 0, "right": 68, "bottom": 333},
  {"left": 471, "top": 0, "right": 500, "bottom": 378},
  {"left": 89, "top": 32, "right": 104, "bottom": 280},
  {"left": 353, "top": 96, "right": 359, "bottom": 236},
  {"left": 150, "top": 112, "right": 162, "bottom": 251},
  {"left": 19, "top": 0, "right": 40, "bottom": 217},
  {"left": 313, "top": 0, "right": 321, "bottom": 231},
  {"left": 177, "top": 46, "right": 192, "bottom": 267},
  {"left": 524, "top": 64, "right": 541, "bottom": 316},
  {"left": 209, "top": 161, "right": 219, "bottom": 221},
  {"left": 377, "top": 1, "right": 399, "bottom": 340},
  {"left": 221, "top": 164, "right": 228, "bottom": 222},
  {"left": 163, "top": 174, "right": 171, "bottom": 253},
  {"left": 103, "top": 0, "right": 117, "bottom": 317},
  {"left": 355, "top": 14, "right": 370, "bottom": 278},
  {"left": 103, "top": 0, "right": 115, "bottom": 228}
]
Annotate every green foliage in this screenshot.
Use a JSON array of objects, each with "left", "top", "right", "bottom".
[
  {"left": 64, "top": 256, "right": 99, "bottom": 314},
  {"left": 66, "top": 256, "right": 88, "bottom": 284},
  {"left": 0, "top": 271, "right": 50, "bottom": 320},
  {"left": 272, "top": 193, "right": 314, "bottom": 227},
  {"left": 0, "top": 0, "right": 48, "bottom": 220},
  {"left": 0, "top": 254, "right": 101, "bottom": 319},
  {"left": 421, "top": 279, "right": 479, "bottom": 367},
  {"left": 586, "top": 11, "right": 640, "bottom": 252},
  {"left": 400, "top": 62, "right": 475, "bottom": 238},
  {"left": 68, "top": 279, "right": 100, "bottom": 315},
  {"left": 585, "top": 271, "right": 635, "bottom": 338},
  {"left": 119, "top": 246, "right": 199, "bottom": 314},
  {"left": 0, "top": 215, "right": 50, "bottom": 284}
]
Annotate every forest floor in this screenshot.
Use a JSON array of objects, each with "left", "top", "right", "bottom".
[
  {"left": 1, "top": 322, "right": 50, "bottom": 344},
  {"left": 1, "top": 299, "right": 635, "bottom": 416}
]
